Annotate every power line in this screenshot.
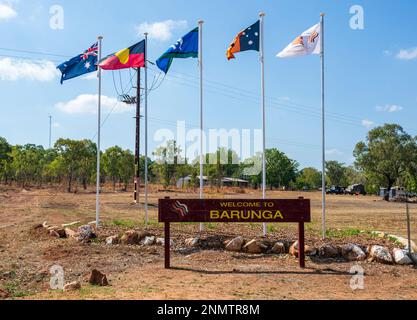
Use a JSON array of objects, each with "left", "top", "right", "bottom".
[{"left": 0, "top": 47, "right": 70, "bottom": 58}]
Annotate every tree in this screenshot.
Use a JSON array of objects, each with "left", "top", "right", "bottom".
[
  {"left": 243, "top": 149, "right": 298, "bottom": 190},
  {"left": 10, "top": 144, "right": 45, "bottom": 187},
  {"left": 266, "top": 149, "right": 298, "bottom": 190},
  {"left": 119, "top": 150, "right": 135, "bottom": 191},
  {"left": 326, "top": 161, "right": 348, "bottom": 187},
  {"left": 102, "top": 146, "right": 124, "bottom": 190},
  {"left": 152, "top": 140, "right": 182, "bottom": 188},
  {"left": 205, "top": 148, "right": 241, "bottom": 188},
  {"left": 0, "top": 137, "right": 12, "bottom": 184},
  {"left": 354, "top": 124, "right": 417, "bottom": 199},
  {"left": 55, "top": 139, "right": 97, "bottom": 192},
  {"left": 296, "top": 167, "right": 322, "bottom": 190}
]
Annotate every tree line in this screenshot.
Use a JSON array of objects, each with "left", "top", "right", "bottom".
[{"left": 0, "top": 124, "right": 416, "bottom": 194}]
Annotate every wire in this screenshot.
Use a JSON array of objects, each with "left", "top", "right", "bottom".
[{"left": 0, "top": 47, "right": 70, "bottom": 58}]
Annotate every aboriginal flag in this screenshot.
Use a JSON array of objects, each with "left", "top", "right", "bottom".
[
  {"left": 99, "top": 40, "right": 145, "bottom": 70},
  {"left": 227, "top": 21, "right": 260, "bottom": 60}
]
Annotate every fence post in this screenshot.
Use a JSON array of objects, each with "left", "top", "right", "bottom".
[{"left": 299, "top": 222, "right": 306, "bottom": 269}]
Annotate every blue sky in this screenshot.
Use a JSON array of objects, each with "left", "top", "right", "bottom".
[{"left": 0, "top": 0, "right": 416, "bottom": 169}]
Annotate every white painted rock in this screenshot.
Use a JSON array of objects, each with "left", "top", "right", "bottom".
[
  {"left": 77, "top": 225, "right": 94, "bottom": 243},
  {"left": 106, "top": 235, "right": 119, "bottom": 245},
  {"left": 156, "top": 238, "right": 175, "bottom": 246},
  {"left": 243, "top": 239, "right": 268, "bottom": 254},
  {"left": 370, "top": 245, "right": 393, "bottom": 264},
  {"left": 271, "top": 242, "right": 286, "bottom": 254},
  {"left": 143, "top": 236, "right": 156, "bottom": 246},
  {"left": 290, "top": 241, "right": 317, "bottom": 257},
  {"left": 393, "top": 248, "right": 413, "bottom": 265},
  {"left": 341, "top": 244, "right": 366, "bottom": 262},
  {"left": 387, "top": 234, "right": 417, "bottom": 253},
  {"left": 65, "top": 228, "right": 77, "bottom": 238},
  {"left": 226, "top": 236, "right": 245, "bottom": 252},
  {"left": 185, "top": 237, "right": 200, "bottom": 248},
  {"left": 63, "top": 281, "right": 81, "bottom": 292},
  {"left": 319, "top": 244, "right": 339, "bottom": 258}
]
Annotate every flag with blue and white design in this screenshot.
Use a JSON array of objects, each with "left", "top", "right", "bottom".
[
  {"left": 156, "top": 27, "right": 199, "bottom": 74},
  {"left": 57, "top": 43, "right": 98, "bottom": 84}
]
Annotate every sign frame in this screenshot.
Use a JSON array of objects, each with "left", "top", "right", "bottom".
[{"left": 159, "top": 197, "right": 311, "bottom": 269}]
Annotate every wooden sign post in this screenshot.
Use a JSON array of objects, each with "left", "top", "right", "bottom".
[{"left": 159, "top": 197, "right": 311, "bottom": 269}]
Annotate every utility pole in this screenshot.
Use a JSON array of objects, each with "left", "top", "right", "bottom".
[
  {"left": 134, "top": 68, "right": 141, "bottom": 204},
  {"left": 48, "top": 115, "right": 52, "bottom": 149}
]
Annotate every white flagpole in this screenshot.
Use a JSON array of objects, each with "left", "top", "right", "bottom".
[
  {"left": 144, "top": 32, "right": 149, "bottom": 226},
  {"left": 198, "top": 20, "right": 205, "bottom": 233},
  {"left": 96, "top": 36, "right": 103, "bottom": 228},
  {"left": 320, "top": 13, "right": 327, "bottom": 240},
  {"left": 260, "top": 12, "right": 267, "bottom": 236}
]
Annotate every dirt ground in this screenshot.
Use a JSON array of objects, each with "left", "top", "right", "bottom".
[{"left": 0, "top": 185, "right": 416, "bottom": 300}]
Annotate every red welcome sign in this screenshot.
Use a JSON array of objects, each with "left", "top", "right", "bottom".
[
  {"left": 159, "top": 199, "right": 311, "bottom": 223},
  {"left": 159, "top": 197, "right": 311, "bottom": 269}
]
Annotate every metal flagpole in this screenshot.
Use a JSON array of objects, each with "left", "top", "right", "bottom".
[
  {"left": 134, "top": 68, "right": 141, "bottom": 205},
  {"left": 198, "top": 20, "right": 204, "bottom": 233},
  {"left": 260, "top": 12, "right": 267, "bottom": 236},
  {"left": 144, "top": 33, "right": 149, "bottom": 226},
  {"left": 320, "top": 13, "right": 327, "bottom": 240},
  {"left": 96, "top": 36, "right": 103, "bottom": 228}
]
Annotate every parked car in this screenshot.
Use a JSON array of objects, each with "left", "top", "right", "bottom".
[
  {"left": 327, "top": 186, "right": 345, "bottom": 195},
  {"left": 345, "top": 184, "right": 366, "bottom": 196}
]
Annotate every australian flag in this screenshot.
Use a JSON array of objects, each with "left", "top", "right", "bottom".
[
  {"left": 57, "top": 43, "right": 98, "bottom": 84},
  {"left": 156, "top": 27, "right": 199, "bottom": 74}
]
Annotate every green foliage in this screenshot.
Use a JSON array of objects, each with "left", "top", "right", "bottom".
[
  {"left": 296, "top": 167, "right": 322, "bottom": 190},
  {"left": 325, "top": 161, "right": 348, "bottom": 187},
  {"left": 0, "top": 137, "right": 12, "bottom": 183},
  {"left": 244, "top": 149, "right": 298, "bottom": 190},
  {"left": 10, "top": 144, "right": 46, "bottom": 187},
  {"left": 110, "top": 219, "right": 137, "bottom": 228},
  {"left": 354, "top": 124, "right": 417, "bottom": 192},
  {"left": 102, "top": 146, "right": 136, "bottom": 190},
  {"left": 325, "top": 228, "right": 363, "bottom": 238},
  {"left": 55, "top": 139, "right": 97, "bottom": 192}
]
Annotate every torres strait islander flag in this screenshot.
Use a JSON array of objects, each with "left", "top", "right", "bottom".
[
  {"left": 156, "top": 27, "right": 199, "bottom": 74},
  {"left": 99, "top": 40, "right": 145, "bottom": 70}
]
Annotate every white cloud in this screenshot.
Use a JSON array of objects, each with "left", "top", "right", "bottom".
[
  {"left": 56, "top": 94, "right": 133, "bottom": 115},
  {"left": 0, "top": 2, "right": 17, "bottom": 20},
  {"left": 0, "top": 58, "right": 59, "bottom": 81},
  {"left": 396, "top": 48, "right": 417, "bottom": 60},
  {"left": 362, "top": 119, "right": 375, "bottom": 128},
  {"left": 326, "top": 149, "right": 343, "bottom": 156},
  {"left": 136, "top": 20, "right": 188, "bottom": 41},
  {"left": 376, "top": 104, "right": 404, "bottom": 113},
  {"left": 52, "top": 122, "right": 60, "bottom": 128},
  {"left": 83, "top": 72, "right": 98, "bottom": 80}
]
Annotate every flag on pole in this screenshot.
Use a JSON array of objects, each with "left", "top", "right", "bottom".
[
  {"left": 156, "top": 28, "right": 199, "bottom": 74},
  {"left": 276, "top": 17, "right": 327, "bottom": 239},
  {"left": 226, "top": 21, "right": 260, "bottom": 60},
  {"left": 277, "top": 23, "right": 321, "bottom": 58},
  {"left": 226, "top": 16, "right": 267, "bottom": 236},
  {"left": 99, "top": 40, "right": 145, "bottom": 70},
  {"left": 57, "top": 43, "right": 98, "bottom": 84}
]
